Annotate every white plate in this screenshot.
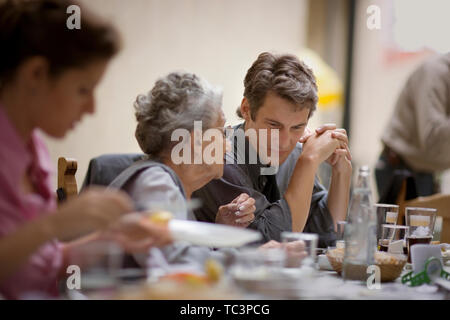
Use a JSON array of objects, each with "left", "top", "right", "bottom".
[{"left": 169, "top": 220, "right": 262, "bottom": 248}]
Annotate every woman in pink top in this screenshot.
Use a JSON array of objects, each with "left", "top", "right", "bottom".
[{"left": 0, "top": 0, "right": 171, "bottom": 299}]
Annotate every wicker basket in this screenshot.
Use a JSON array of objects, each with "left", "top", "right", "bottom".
[
  {"left": 326, "top": 248, "right": 407, "bottom": 282},
  {"left": 326, "top": 248, "right": 344, "bottom": 275}
]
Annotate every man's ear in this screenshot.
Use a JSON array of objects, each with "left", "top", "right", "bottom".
[{"left": 240, "top": 98, "right": 251, "bottom": 121}]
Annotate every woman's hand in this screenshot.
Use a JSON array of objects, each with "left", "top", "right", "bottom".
[
  {"left": 48, "top": 187, "right": 133, "bottom": 241},
  {"left": 215, "top": 193, "right": 256, "bottom": 228},
  {"left": 100, "top": 213, "right": 173, "bottom": 253}
]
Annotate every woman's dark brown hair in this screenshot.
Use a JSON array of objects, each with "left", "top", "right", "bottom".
[{"left": 0, "top": 0, "right": 120, "bottom": 88}]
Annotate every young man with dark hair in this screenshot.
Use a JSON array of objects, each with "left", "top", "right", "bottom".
[{"left": 193, "top": 52, "right": 352, "bottom": 247}]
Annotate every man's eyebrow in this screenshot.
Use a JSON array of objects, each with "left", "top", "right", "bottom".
[
  {"left": 264, "top": 118, "right": 282, "bottom": 124},
  {"left": 264, "top": 118, "right": 307, "bottom": 127},
  {"left": 291, "top": 122, "right": 307, "bottom": 127}
]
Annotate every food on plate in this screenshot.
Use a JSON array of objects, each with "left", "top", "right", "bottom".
[
  {"left": 160, "top": 272, "right": 210, "bottom": 287},
  {"left": 160, "top": 259, "right": 224, "bottom": 285},
  {"left": 116, "top": 259, "right": 235, "bottom": 300},
  {"left": 205, "top": 258, "right": 224, "bottom": 283},
  {"left": 147, "top": 210, "right": 174, "bottom": 225}
]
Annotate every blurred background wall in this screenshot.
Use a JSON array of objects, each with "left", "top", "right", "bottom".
[
  {"left": 44, "top": 0, "right": 450, "bottom": 198},
  {"left": 350, "top": 0, "right": 450, "bottom": 197},
  {"left": 45, "top": 0, "right": 308, "bottom": 189}
]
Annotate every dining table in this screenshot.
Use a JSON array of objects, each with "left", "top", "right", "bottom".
[{"left": 62, "top": 254, "right": 450, "bottom": 300}]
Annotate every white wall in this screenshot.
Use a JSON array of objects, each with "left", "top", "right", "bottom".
[
  {"left": 349, "top": 0, "right": 437, "bottom": 199},
  {"left": 44, "top": 0, "right": 308, "bottom": 189}
]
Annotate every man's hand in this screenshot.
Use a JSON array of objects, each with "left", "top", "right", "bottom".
[
  {"left": 300, "top": 128, "right": 340, "bottom": 165},
  {"left": 300, "top": 124, "right": 352, "bottom": 174},
  {"left": 299, "top": 123, "right": 337, "bottom": 144},
  {"left": 259, "top": 240, "right": 307, "bottom": 267},
  {"left": 299, "top": 126, "right": 314, "bottom": 143},
  {"left": 216, "top": 193, "right": 256, "bottom": 227},
  {"left": 327, "top": 129, "right": 352, "bottom": 175},
  {"left": 309, "top": 127, "right": 353, "bottom": 230}
]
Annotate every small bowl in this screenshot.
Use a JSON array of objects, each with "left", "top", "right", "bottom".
[{"left": 326, "top": 248, "right": 407, "bottom": 282}]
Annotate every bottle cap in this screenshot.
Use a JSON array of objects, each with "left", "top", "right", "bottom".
[{"left": 359, "top": 165, "right": 370, "bottom": 172}]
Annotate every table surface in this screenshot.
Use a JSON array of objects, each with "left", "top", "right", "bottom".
[
  {"left": 229, "top": 263, "right": 450, "bottom": 300},
  {"left": 65, "top": 263, "right": 450, "bottom": 300}
]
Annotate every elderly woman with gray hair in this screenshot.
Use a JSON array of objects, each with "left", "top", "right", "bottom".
[
  {"left": 109, "top": 71, "right": 305, "bottom": 270},
  {"left": 118, "top": 72, "right": 255, "bottom": 225}
]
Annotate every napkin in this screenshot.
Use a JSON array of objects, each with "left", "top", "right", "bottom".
[{"left": 387, "top": 240, "right": 404, "bottom": 254}]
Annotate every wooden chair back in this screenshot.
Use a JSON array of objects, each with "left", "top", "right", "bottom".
[{"left": 57, "top": 157, "right": 78, "bottom": 204}]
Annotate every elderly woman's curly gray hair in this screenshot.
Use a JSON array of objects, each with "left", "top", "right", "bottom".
[{"left": 134, "top": 72, "right": 223, "bottom": 157}]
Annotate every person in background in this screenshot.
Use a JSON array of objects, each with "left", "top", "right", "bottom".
[
  {"left": 0, "top": 0, "right": 171, "bottom": 299},
  {"left": 193, "top": 52, "right": 353, "bottom": 248},
  {"left": 376, "top": 52, "right": 450, "bottom": 199}
]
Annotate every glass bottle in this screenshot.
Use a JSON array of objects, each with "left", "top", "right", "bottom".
[{"left": 342, "top": 165, "right": 377, "bottom": 281}]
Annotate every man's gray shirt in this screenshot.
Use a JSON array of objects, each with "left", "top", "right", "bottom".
[{"left": 193, "top": 123, "right": 337, "bottom": 248}]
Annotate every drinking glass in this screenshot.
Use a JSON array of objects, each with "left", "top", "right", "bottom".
[
  {"left": 231, "top": 247, "right": 286, "bottom": 280},
  {"left": 336, "top": 221, "right": 347, "bottom": 249},
  {"left": 67, "top": 240, "right": 124, "bottom": 296},
  {"left": 378, "top": 224, "right": 408, "bottom": 254},
  {"left": 405, "top": 207, "right": 436, "bottom": 263},
  {"left": 281, "top": 232, "right": 318, "bottom": 268},
  {"left": 374, "top": 204, "right": 399, "bottom": 241}
]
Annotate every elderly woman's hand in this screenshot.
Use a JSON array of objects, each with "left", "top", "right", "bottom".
[
  {"left": 215, "top": 193, "right": 256, "bottom": 228},
  {"left": 101, "top": 213, "right": 173, "bottom": 253}
]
